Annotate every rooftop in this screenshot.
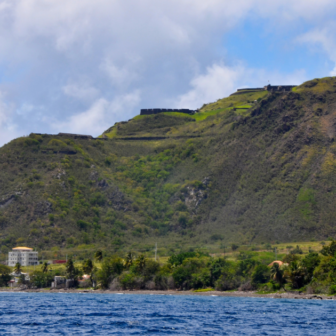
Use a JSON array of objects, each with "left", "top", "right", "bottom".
[{"left": 12, "top": 247, "right": 33, "bottom": 251}]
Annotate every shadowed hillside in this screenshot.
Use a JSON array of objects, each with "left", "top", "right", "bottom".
[{"left": 1, "top": 77, "right": 336, "bottom": 255}]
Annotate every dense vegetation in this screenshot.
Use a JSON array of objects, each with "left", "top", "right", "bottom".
[
  {"left": 1, "top": 77, "right": 336, "bottom": 257},
  {"left": 4, "top": 240, "right": 336, "bottom": 295}
]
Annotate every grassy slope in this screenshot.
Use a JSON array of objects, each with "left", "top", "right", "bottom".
[{"left": 1, "top": 77, "right": 336, "bottom": 259}]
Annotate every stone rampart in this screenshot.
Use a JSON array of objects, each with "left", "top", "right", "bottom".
[
  {"left": 140, "top": 108, "right": 195, "bottom": 115},
  {"left": 234, "top": 84, "right": 297, "bottom": 95},
  {"left": 264, "top": 85, "right": 297, "bottom": 92},
  {"left": 58, "top": 133, "right": 93, "bottom": 139}
]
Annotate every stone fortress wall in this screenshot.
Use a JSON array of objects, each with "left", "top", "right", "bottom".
[
  {"left": 236, "top": 84, "right": 297, "bottom": 93},
  {"left": 140, "top": 108, "right": 195, "bottom": 115}
]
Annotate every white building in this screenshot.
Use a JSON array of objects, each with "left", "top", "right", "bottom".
[{"left": 8, "top": 247, "right": 38, "bottom": 267}]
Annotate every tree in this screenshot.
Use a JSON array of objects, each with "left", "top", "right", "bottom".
[
  {"left": 252, "top": 264, "right": 269, "bottom": 285},
  {"left": 321, "top": 240, "right": 336, "bottom": 257},
  {"left": 42, "top": 262, "right": 49, "bottom": 273},
  {"left": 82, "top": 259, "right": 94, "bottom": 275},
  {"left": 0, "top": 264, "right": 11, "bottom": 287},
  {"left": 301, "top": 252, "right": 320, "bottom": 281},
  {"left": 18, "top": 274, "right": 26, "bottom": 285},
  {"left": 30, "top": 271, "right": 54, "bottom": 288},
  {"left": 65, "top": 258, "right": 76, "bottom": 279},
  {"left": 13, "top": 262, "right": 22, "bottom": 274},
  {"left": 94, "top": 250, "right": 103, "bottom": 262},
  {"left": 285, "top": 261, "right": 305, "bottom": 289},
  {"left": 96, "top": 257, "right": 124, "bottom": 288},
  {"left": 231, "top": 244, "right": 239, "bottom": 251},
  {"left": 135, "top": 254, "right": 146, "bottom": 273},
  {"left": 124, "top": 251, "right": 135, "bottom": 269},
  {"left": 270, "top": 262, "right": 285, "bottom": 289},
  {"left": 209, "top": 258, "right": 227, "bottom": 286},
  {"left": 282, "top": 254, "right": 300, "bottom": 264},
  {"left": 290, "top": 245, "right": 303, "bottom": 255}
]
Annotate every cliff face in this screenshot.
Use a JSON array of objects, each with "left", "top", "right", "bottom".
[{"left": 1, "top": 77, "right": 336, "bottom": 254}]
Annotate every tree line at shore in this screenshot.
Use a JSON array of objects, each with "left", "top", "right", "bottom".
[{"left": 2, "top": 241, "right": 336, "bottom": 294}]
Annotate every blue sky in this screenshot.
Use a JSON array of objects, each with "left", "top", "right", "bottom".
[{"left": 0, "top": 0, "right": 335, "bottom": 146}]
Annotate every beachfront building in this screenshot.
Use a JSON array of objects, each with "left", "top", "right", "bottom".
[{"left": 8, "top": 247, "right": 38, "bottom": 267}]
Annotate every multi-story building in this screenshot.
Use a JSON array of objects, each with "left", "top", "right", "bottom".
[{"left": 8, "top": 247, "right": 39, "bottom": 267}]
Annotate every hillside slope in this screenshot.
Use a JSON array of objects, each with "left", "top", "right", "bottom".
[{"left": 1, "top": 77, "right": 336, "bottom": 256}]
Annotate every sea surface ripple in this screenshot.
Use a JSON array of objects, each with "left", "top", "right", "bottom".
[{"left": 0, "top": 293, "right": 335, "bottom": 335}]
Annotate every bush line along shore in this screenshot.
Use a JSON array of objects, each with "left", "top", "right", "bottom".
[{"left": 2, "top": 240, "right": 336, "bottom": 298}]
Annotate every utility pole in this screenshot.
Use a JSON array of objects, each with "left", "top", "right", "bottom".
[
  {"left": 155, "top": 243, "right": 157, "bottom": 261},
  {"left": 274, "top": 247, "right": 277, "bottom": 260}
]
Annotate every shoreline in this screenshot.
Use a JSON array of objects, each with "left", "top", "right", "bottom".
[{"left": 0, "top": 288, "right": 335, "bottom": 300}]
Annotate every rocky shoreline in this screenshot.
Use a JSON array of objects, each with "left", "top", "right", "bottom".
[{"left": 0, "top": 288, "right": 335, "bottom": 300}]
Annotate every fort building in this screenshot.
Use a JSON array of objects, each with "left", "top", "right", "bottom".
[
  {"left": 233, "top": 84, "right": 297, "bottom": 95},
  {"left": 8, "top": 247, "right": 38, "bottom": 267}
]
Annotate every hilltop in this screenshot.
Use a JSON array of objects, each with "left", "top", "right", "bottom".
[{"left": 1, "top": 77, "right": 336, "bottom": 258}]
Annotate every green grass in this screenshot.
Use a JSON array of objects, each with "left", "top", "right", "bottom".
[
  {"left": 236, "top": 105, "right": 252, "bottom": 109},
  {"left": 133, "top": 112, "right": 195, "bottom": 121},
  {"left": 200, "top": 91, "right": 267, "bottom": 113},
  {"left": 193, "top": 288, "right": 215, "bottom": 292},
  {"left": 193, "top": 108, "right": 231, "bottom": 121}
]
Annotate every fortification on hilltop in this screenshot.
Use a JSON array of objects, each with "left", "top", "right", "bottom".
[
  {"left": 140, "top": 108, "right": 195, "bottom": 116},
  {"left": 232, "top": 84, "right": 297, "bottom": 96}
]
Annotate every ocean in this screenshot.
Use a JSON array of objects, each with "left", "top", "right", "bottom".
[{"left": 0, "top": 293, "right": 335, "bottom": 335}]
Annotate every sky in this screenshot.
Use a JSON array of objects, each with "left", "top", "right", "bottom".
[{"left": 0, "top": 0, "right": 336, "bottom": 146}]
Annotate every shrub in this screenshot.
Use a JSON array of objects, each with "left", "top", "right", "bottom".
[
  {"left": 119, "top": 273, "right": 137, "bottom": 290},
  {"left": 97, "top": 257, "right": 124, "bottom": 288},
  {"left": 210, "top": 234, "right": 223, "bottom": 242},
  {"left": 90, "top": 192, "right": 106, "bottom": 206},
  {"left": 77, "top": 220, "right": 91, "bottom": 231},
  {"left": 252, "top": 264, "right": 270, "bottom": 285},
  {"left": 48, "top": 139, "right": 67, "bottom": 147},
  {"left": 290, "top": 245, "right": 303, "bottom": 255},
  {"left": 231, "top": 244, "right": 239, "bottom": 251}
]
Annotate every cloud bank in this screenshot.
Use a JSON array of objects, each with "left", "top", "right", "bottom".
[{"left": 0, "top": 0, "right": 335, "bottom": 145}]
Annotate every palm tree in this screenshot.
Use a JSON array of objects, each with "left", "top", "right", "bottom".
[
  {"left": 285, "top": 261, "right": 305, "bottom": 289},
  {"left": 124, "top": 251, "right": 135, "bottom": 269},
  {"left": 13, "top": 262, "right": 22, "bottom": 274},
  {"left": 136, "top": 254, "right": 146, "bottom": 273},
  {"left": 270, "top": 262, "right": 285, "bottom": 289},
  {"left": 82, "top": 259, "right": 94, "bottom": 275},
  {"left": 94, "top": 250, "right": 103, "bottom": 263},
  {"left": 42, "top": 262, "right": 49, "bottom": 273}
]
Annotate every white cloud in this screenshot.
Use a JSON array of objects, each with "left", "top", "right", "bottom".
[
  {"left": 0, "top": 90, "right": 20, "bottom": 145},
  {"left": 175, "top": 63, "right": 306, "bottom": 109},
  {"left": 175, "top": 64, "right": 247, "bottom": 109},
  {"left": 63, "top": 83, "right": 99, "bottom": 102},
  {"left": 52, "top": 90, "right": 140, "bottom": 136},
  {"left": 100, "top": 58, "right": 140, "bottom": 90},
  {"left": 297, "top": 24, "right": 336, "bottom": 76}
]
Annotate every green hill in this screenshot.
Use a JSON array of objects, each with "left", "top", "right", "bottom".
[{"left": 1, "top": 77, "right": 336, "bottom": 256}]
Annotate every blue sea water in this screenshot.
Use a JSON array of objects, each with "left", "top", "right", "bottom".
[{"left": 0, "top": 293, "right": 335, "bottom": 335}]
